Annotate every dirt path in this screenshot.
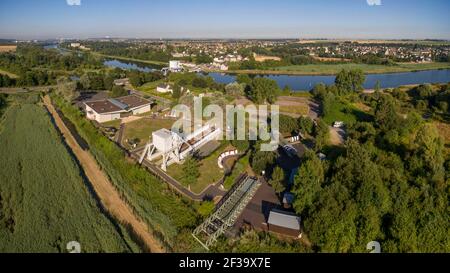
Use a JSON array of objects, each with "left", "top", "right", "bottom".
[{"left": 42, "top": 95, "right": 165, "bottom": 253}]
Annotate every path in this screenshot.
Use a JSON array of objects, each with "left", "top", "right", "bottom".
[{"left": 42, "top": 95, "right": 165, "bottom": 253}]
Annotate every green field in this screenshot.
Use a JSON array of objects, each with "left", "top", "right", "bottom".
[
  {"left": 167, "top": 143, "right": 229, "bottom": 194},
  {"left": 226, "top": 62, "right": 450, "bottom": 76},
  {"left": 322, "top": 99, "right": 372, "bottom": 126},
  {"left": 0, "top": 97, "right": 139, "bottom": 253}
]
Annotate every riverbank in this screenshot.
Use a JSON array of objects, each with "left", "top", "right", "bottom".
[{"left": 208, "top": 62, "right": 450, "bottom": 76}]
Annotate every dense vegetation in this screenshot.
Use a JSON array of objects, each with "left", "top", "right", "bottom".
[
  {"left": 0, "top": 45, "right": 102, "bottom": 86},
  {"left": 0, "top": 95, "right": 139, "bottom": 252},
  {"left": 289, "top": 72, "right": 450, "bottom": 252},
  {"left": 81, "top": 41, "right": 171, "bottom": 63}
]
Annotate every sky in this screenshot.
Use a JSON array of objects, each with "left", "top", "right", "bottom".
[{"left": 0, "top": 0, "right": 449, "bottom": 40}]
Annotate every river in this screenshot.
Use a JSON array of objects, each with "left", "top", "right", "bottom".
[{"left": 104, "top": 58, "right": 450, "bottom": 91}]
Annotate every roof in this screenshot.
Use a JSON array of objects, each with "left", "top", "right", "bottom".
[
  {"left": 114, "top": 95, "right": 152, "bottom": 110},
  {"left": 267, "top": 209, "right": 301, "bottom": 230},
  {"left": 157, "top": 84, "right": 171, "bottom": 89},
  {"left": 153, "top": 128, "right": 173, "bottom": 140},
  {"left": 85, "top": 100, "right": 125, "bottom": 114},
  {"left": 84, "top": 95, "right": 152, "bottom": 114}
]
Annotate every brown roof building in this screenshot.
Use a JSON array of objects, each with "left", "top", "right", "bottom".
[{"left": 84, "top": 95, "right": 153, "bottom": 123}]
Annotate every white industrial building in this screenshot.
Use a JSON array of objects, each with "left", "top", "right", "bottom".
[
  {"left": 139, "top": 124, "right": 222, "bottom": 171},
  {"left": 84, "top": 95, "right": 153, "bottom": 123}
]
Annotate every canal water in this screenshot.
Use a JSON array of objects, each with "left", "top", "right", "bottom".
[{"left": 104, "top": 58, "right": 450, "bottom": 91}]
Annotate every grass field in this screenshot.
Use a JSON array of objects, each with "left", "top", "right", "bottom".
[
  {"left": 166, "top": 143, "right": 229, "bottom": 194},
  {"left": 322, "top": 99, "right": 372, "bottom": 126},
  {"left": 0, "top": 98, "right": 139, "bottom": 253},
  {"left": 122, "top": 118, "right": 174, "bottom": 149},
  {"left": 225, "top": 62, "right": 450, "bottom": 76}
]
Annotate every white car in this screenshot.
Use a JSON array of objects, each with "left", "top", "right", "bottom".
[{"left": 333, "top": 121, "right": 344, "bottom": 128}]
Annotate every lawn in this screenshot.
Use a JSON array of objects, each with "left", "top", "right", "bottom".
[
  {"left": 322, "top": 99, "right": 372, "bottom": 126},
  {"left": 122, "top": 118, "right": 175, "bottom": 148},
  {"left": 0, "top": 98, "right": 139, "bottom": 253},
  {"left": 232, "top": 62, "right": 450, "bottom": 76},
  {"left": 167, "top": 143, "right": 231, "bottom": 194}
]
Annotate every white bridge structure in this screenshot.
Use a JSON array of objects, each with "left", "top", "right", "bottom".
[{"left": 139, "top": 124, "right": 222, "bottom": 171}]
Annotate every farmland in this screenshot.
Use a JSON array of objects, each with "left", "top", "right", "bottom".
[{"left": 0, "top": 95, "right": 139, "bottom": 253}]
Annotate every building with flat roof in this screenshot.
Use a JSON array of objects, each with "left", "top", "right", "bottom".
[
  {"left": 84, "top": 95, "right": 152, "bottom": 123},
  {"left": 267, "top": 209, "right": 302, "bottom": 238}
]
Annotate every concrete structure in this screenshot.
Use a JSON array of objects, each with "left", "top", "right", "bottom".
[
  {"left": 156, "top": 84, "right": 173, "bottom": 93},
  {"left": 84, "top": 95, "right": 152, "bottom": 123}
]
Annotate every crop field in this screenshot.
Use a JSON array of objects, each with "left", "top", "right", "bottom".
[{"left": 0, "top": 97, "right": 139, "bottom": 253}]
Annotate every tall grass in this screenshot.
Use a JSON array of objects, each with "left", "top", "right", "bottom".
[{"left": 0, "top": 98, "right": 140, "bottom": 253}]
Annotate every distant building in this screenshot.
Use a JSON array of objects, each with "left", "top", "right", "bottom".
[
  {"left": 70, "top": 43, "right": 81, "bottom": 48},
  {"left": 169, "top": 60, "right": 182, "bottom": 72},
  {"left": 156, "top": 84, "right": 173, "bottom": 93},
  {"left": 267, "top": 209, "right": 302, "bottom": 238},
  {"left": 84, "top": 95, "right": 152, "bottom": 123}
]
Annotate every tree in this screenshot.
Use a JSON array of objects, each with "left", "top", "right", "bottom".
[
  {"left": 410, "top": 124, "right": 445, "bottom": 184},
  {"left": 172, "top": 84, "right": 182, "bottom": 99},
  {"left": 80, "top": 73, "right": 91, "bottom": 90},
  {"left": 298, "top": 116, "right": 314, "bottom": 135},
  {"left": 129, "top": 72, "right": 142, "bottom": 87},
  {"left": 111, "top": 85, "right": 128, "bottom": 98},
  {"left": 198, "top": 201, "right": 215, "bottom": 217},
  {"left": 192, "top": 77, "right": 208, "bottom": 88},
  {"left": 314, "top": 119, "right": 330, "bottom": 151},
  {"left": 279, "top": 114, "right": 299, "bottom": 135},
  {"left": 182, "top": 157, "right": 200, "bottom": 185},
  {"left": 248, "top": 77, "right": 280, "bottom": 104},
  {"left": 292, "top": 151, "right": 324, "bottom": 213},
  {"left": 374, "top": 94, "right": 401, "bottom": 132},
  {"left": 374, "top": 80, "right": 381, "bottom": 93},
  {"left": 236, "top": 74, "right": 252, "bottom": 86},
  {"left": 251, "top": 150, "right": 276, "bottom": 175},
  {"left": 270, "top": 166, "right": 286, "bottom": 194},
  {"left": 103, "top": 74, "right": 114, "bottom": 91},
  {"left": 56, "top": 76, "right": 79, "bottom": 102},
  {"left": 225, "top": 82, "right": 245, "bottom": 98},
  {"left": 335, "top": 69, "right": 365, "bottom": 93}
]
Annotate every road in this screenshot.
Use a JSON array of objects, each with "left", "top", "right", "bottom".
[{"left": 43, "top": 95, "right": 165, "bottom": 253}]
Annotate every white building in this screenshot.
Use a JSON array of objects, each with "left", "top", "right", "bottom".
[
  {"left": 84, "top": 95, "right": 153, "bottom": 123},
  {"left": 169, "top": 60, "right": 182, "bottom": 72}
]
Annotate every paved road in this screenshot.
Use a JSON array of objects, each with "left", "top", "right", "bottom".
[
  {"left": 43, "top": 95, "right": 165, "bottom": 253},
  {"left": 130, "top": 147, "right": 226, "bottom": 201}
]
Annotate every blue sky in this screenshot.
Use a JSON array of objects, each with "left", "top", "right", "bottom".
[{"left": 0, "top": 0, "right": 449, "bottom": 40}]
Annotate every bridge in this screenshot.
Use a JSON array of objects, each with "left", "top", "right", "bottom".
[{"left": 192, "top": 174, "right": 262, "bottom": 250}]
